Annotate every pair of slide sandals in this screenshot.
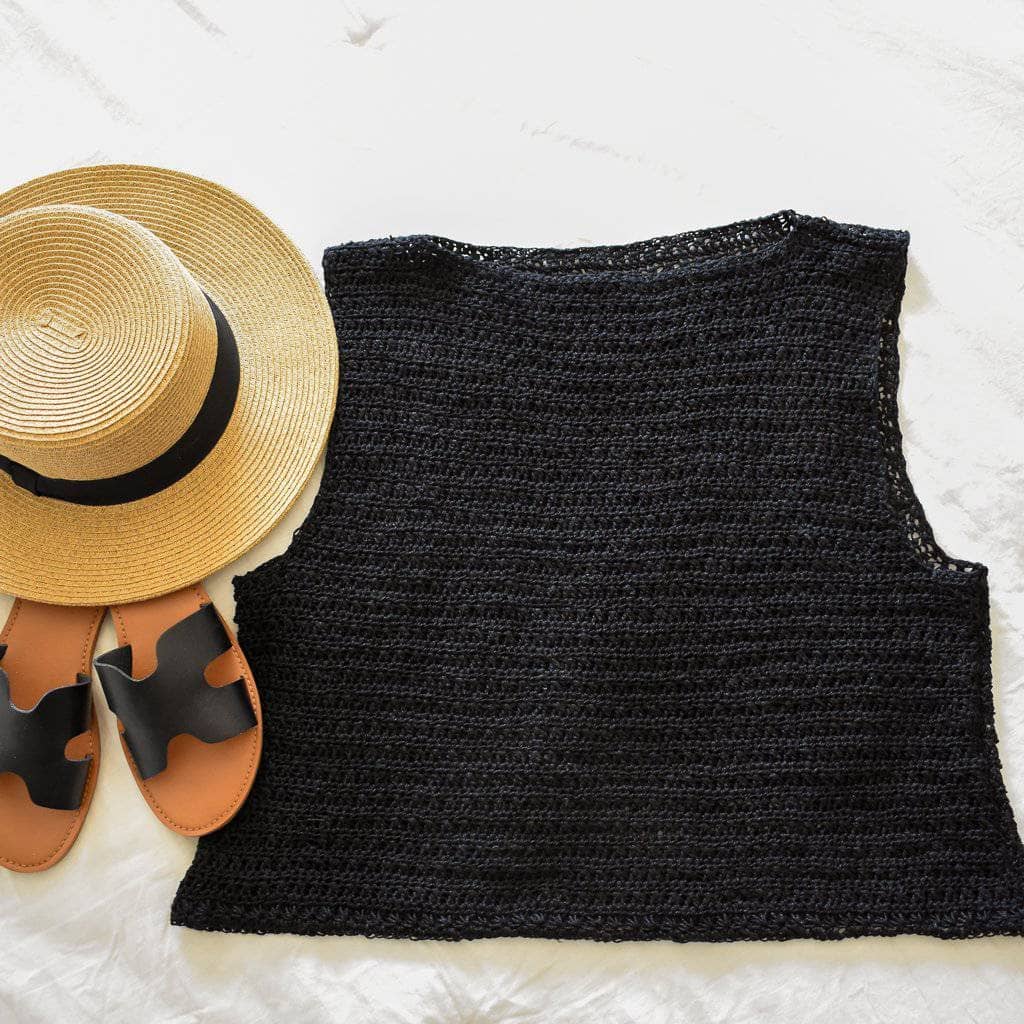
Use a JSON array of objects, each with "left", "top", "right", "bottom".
[{"left": 0, "top": 585, "right": 261, "bottom": 872}]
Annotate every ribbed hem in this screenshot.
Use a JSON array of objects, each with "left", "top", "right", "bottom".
[{"left": 171, "top": 897, "right": 1024, "bottom": 942}]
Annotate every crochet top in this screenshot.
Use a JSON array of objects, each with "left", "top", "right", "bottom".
[{"left": 171, "top": 210, "right": 1024, "bottom": 941}]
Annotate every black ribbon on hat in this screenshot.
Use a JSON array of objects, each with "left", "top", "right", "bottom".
[{"left": 0, "top": 294, "right": 240, "bottom": 506}]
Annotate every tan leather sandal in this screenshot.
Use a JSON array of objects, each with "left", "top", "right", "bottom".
[
  {"left": 0, "top": 600, "right": 105, "bottom": 872},
  {"left": 95, "top": 584, "right": 262, "bottom": 836}
]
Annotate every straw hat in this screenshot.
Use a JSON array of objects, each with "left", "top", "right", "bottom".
[{"left": 0, "top": 165, "right": 338, "bottom": 605}]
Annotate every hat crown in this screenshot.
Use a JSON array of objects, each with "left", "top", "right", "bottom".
[{"left": 0, "top": 204, "right": 218, "bottom": 480}]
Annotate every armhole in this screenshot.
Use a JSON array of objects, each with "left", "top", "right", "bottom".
[
  {"left": 234, "top": 250, "right": 347, "bottom": 594},
  {"left": 874, "top": 277, "right": 987, "bottom": 579},
  {"left": 233, "top": 455, "right": 328, "bottom": 588}
]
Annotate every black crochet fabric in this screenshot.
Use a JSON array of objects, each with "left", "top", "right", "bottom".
[{"left": 172, "top": 211, "right": 1024, "bottom": 941}]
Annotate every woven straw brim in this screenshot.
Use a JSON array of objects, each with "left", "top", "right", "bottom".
[{"left": 0, "top": 165, "right": 338, "bottom": 605}]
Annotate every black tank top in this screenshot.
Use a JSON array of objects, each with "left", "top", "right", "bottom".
[{"left": 172, "top": 211, "right": 1024, "bottom": 940}]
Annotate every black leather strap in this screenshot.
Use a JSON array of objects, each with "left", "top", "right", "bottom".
[
  {"left": 0, "top": 294, "right": 240, "bottom": 506},
  {"left": 94, "top": 603, "right": 257, "bottom": 780},
  {"left": 0, "top": 645, "right": 93, "bottom": 810}
]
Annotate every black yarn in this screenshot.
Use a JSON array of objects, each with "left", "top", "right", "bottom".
[{"left": 171, "top": 211, "right": 1024, "bottom": 940}]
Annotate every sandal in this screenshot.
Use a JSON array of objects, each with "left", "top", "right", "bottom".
[
  {"left": 95, "top": 584, "right": 261, "bottom": 836},
  {"left": 0, "top": 600, "right": 105, "bottom": 872}
]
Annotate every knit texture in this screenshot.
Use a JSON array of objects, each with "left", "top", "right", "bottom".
[{"left": 172, "top": 211, "right": 1024, "bottom": 940}]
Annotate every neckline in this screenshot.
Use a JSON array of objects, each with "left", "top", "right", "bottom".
[{"left": 369, "top": 209, "right": 806, "bottom": 286}]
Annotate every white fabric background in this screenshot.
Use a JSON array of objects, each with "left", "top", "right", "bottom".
[{"left": 2, "top": 1, "right": 1024, "bottom": 1020}]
